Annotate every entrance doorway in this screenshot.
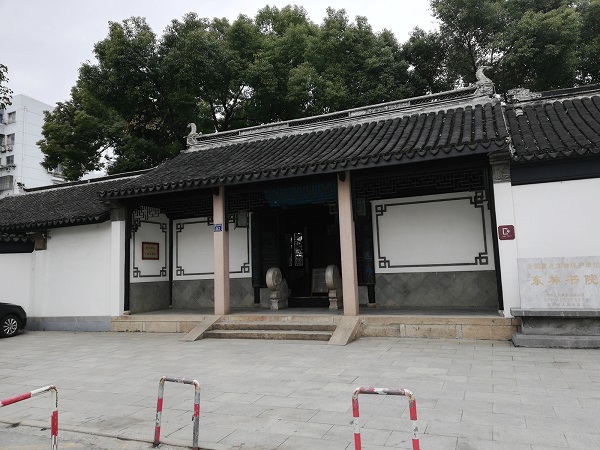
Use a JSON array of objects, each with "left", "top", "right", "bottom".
[{"left": 256, "top": 205, "right": 341, "bottom": 307}]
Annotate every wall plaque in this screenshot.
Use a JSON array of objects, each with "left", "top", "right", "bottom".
[
  {"left": 518, "top": 256, "right": 600, "bottom": 308},
  {"left": 142, "top": 242, "right": 159, "bottom": 260}
]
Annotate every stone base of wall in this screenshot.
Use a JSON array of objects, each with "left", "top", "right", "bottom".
[
  {"left": 27, "top": 316, "right": 112, "bottom": 332},
  {"left": 112, "top": 314, "right": 211, "bottom": 333},
  {"left": 360, "top": 315, "right": 519, "bottom": 340},
  {"left": 511, "top": 309, "right": 600, "bottom": 348},
  {"left": 375, "top": 271, "right": 498, "bottom": 309},
  {"left": 173, "top": 278, "right": 254, "bottom": 309},
  {"left": 129, "top": 281, "right": 170, "bottom": 313}
]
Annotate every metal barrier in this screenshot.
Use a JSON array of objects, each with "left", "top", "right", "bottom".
[
  {"left": 352, "top": 387, "right": 419, "bottom": 450},
  {"left": 153, "top": 376, "right": 200, "bottom": 450},
  {"left": 1, "top": 385, "right": 59, "bottom": 450}
]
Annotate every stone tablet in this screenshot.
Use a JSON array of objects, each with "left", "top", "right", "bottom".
[{"left": 518, "top": 256, "right": 600, "bottom": 309}]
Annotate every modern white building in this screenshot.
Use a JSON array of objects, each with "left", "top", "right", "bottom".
[{"left": 0, "top": 94, "right": 63, "bottom": 198}]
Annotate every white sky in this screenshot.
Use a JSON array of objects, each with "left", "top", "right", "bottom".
[{"left": 1, "top": 0, "right": 436, "bottom": 107}]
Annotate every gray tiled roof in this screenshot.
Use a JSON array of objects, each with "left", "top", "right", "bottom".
[
  {"left": 0, "top": 175, "right": 141, "bottom": 232},
  {"left": 101, "top": 101, "right": 509, "bottom": 198},
  {"left": 506, "top": 89, "right": 600, "bottom": 161}
]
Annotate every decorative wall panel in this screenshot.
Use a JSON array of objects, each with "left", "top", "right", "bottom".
[
  {"left": 173, "top": 216, "right": 251, "bottom": 280},
  {"left": 131, "top": 216, "right": 169, "bottom": 282},
  {"left": 372, "top": 192, "right": 494, "bottom": 273}
]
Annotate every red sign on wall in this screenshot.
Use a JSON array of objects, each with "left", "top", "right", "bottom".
[{"left": 498, "top": 225, "right": 515, "bottom": 240}]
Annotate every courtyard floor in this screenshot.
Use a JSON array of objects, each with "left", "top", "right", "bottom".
[{"left": 1, "top": 331, "right": 599, "bottom": 449}]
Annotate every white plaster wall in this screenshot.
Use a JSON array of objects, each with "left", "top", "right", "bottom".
[
  {"left": 513, "top": 178, "right": 600, "bottom": 258},
  {"left": 34, "top": 222, "right": 113, "bottom": 317},
  {"left": 131, "top": 215, "right": 169, "bottom": 283},
  {"left": 174, "top": 216, "right": 251, "bottom": 280},
  {"left": 372, "top": 192, "right": 495, "bottom": 273},
  {"left": 0, "top": 252, "right": 34, "bottom": 313}
]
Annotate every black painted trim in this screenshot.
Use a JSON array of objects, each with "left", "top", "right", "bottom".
[{"left": 511, "top": 157, "right": 600, "bottom": 185}]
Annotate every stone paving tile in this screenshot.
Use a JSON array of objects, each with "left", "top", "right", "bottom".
[
  {"left": 526, "top": 415, "right": 600, "bottom": 435},
  {"left": 265, "top": 418, "right": 333, "bottom": 438},
  {"left": 308, "top": 409, "right": 361, "bottom": 426},
  {"left": 387, "top": 430, "right": 458, "bottom": 449},
  {"left": 258, "top": 406, "right": 318, "bottom": 422},
  {"left": 219, "top": 429, "right": 289, "bottom": 449},
  {"left": 434, "top": 398, "right": 494, "bottom": 413},
  {"left": 456, "top": 438, "right": 531, "bottom": 449},
  {"left": 569, "top": 434, "right": 600, "bottom": 450},
  {"left": 213, "top": 402, "right": 270, "bottom": 418},
  {"left": 493, "top": 425, "right": 569, "bottom": 447},
  {"left": 253, "top": 395, "right": 306, "bottom": 408},
  {"left": 493, "top": 401, "right": 557, "bottom": 418},
  {"left": 323, "top": 423, "right": 391, "bottom": 445},
  {"left": 277, "top": 434, "right": 351, "bottom": 449},
  {"left": 461, "top": 410, "right": 526, "bottom": 428},
  {"left": 425, "top": 420, "right": 493, "bottom": 440}
]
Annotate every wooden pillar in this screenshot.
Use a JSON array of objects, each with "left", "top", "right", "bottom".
[
  {"left": 337, "top": 172, "right": 360, "bottom": 316},
  {"left": 213, "top": 186, "right": 230, "bottom": 315}
]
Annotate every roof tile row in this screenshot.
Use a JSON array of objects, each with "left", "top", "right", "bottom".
[{"left": 109, "top": 103, "right": 508, "bottom": 198}]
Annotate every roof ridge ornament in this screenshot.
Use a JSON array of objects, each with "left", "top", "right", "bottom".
[
  {"left": 505, "top": 87, "right": 542, "bottom": 103},
  {"left": 474, "top": 66, "right": 494, "bottom": 96},
  {"left": 186, "top": 123, "right": 202, "bottom": 146}
]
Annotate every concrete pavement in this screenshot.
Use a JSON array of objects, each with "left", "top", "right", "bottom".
[{"left": 1, "top": 331, "right": 599, "bottom": 449}]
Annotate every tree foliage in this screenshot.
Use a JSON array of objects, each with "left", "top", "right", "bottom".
[
  {"left": 40, "top": 2, "right": 600, "bottom": 180},
  {"left": 0, "top": 64, "right": 12, "bottom": 110},
  {"left": 406, "top": 0, "right": 596, "bottom": 93}
]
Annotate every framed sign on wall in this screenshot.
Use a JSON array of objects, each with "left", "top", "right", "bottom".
[{"left": 142, "top": 242, "right": 160, "bottom": 260}]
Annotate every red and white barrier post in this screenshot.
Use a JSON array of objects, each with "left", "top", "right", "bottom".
[
  {"left": 352, "top": 387, "right": 419, "bottom": 450},
  {"left": 1, "top": 385, "right": 58, "bottom": 450},
  {"left": 153, "top": 376, "right": 200, "bottom": 450}
]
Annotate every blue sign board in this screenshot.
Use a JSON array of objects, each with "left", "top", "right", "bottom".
[{"left": 214, "top": 224, "right": 223, "bottom": 232}]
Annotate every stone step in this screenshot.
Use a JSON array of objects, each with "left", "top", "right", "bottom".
[
  {"left": 212, "top": 322, "right": 337, "bottom": 332},
  {"left": 221, "top": 314, "right": 341, "bottom": 324},
  {"left": 512, "top": 333, "right": 600, "bottom": 349},
  {"left": 204, "top": 329, "right": 333, "bottom": 341}
]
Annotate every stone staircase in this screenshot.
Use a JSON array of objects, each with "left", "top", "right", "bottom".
[{"left": 203, "top": 315, "right": 339, "bottom": 341}]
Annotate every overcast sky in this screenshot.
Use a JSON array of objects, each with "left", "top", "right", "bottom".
[{"left": 1, "top": 0, "right": 436, "bottom": 107}]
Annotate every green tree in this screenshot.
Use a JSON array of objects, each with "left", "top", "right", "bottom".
[
  {"left": 0, "top": 64, "right": 12, "bottom": 110},
  {"left": 401, "top": 28, "right": 455, "bottom": 94},
  {"left": 39, "top": 7, "right": 417, "bottom": 180},
  {"left": 498, "top": 4, "right": 580, "bottom": 91},
  {"left": 416, "top": 0, "right": 588, "bottom": 93},
  {"left": 577, "top": 0, "right": 600, "bottom": 83},
  {"left": 430, "top": 0, "right": 507, "bottom": 85}
]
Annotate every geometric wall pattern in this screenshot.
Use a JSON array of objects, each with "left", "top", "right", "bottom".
[
  {"left": 375, "top": 271, "right": 498, "bottom": 310},
  {"left": 373, "top": 191, "right": 494, "bottom": 273}
]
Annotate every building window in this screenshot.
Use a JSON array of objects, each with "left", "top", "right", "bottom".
[
  {"left": 0, "top": 175, "right": 13, "bottom": 190},
  {"left": 7, "top": 134, "right": 15, "bottom": 145},
  {"left": 7, "top": 112, "right": 16, "bottom": 123},
  {"left": 6, "top": 155, "right": 14, "bottom": 166}
]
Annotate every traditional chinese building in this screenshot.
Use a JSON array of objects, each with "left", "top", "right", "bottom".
[{"left": 1, "top": 79, "right": 599, "bottom": 345}]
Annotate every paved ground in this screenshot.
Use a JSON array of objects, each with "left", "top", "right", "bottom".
[{"left": 1, "top": 331, "right": 599, "bottom": 450}]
